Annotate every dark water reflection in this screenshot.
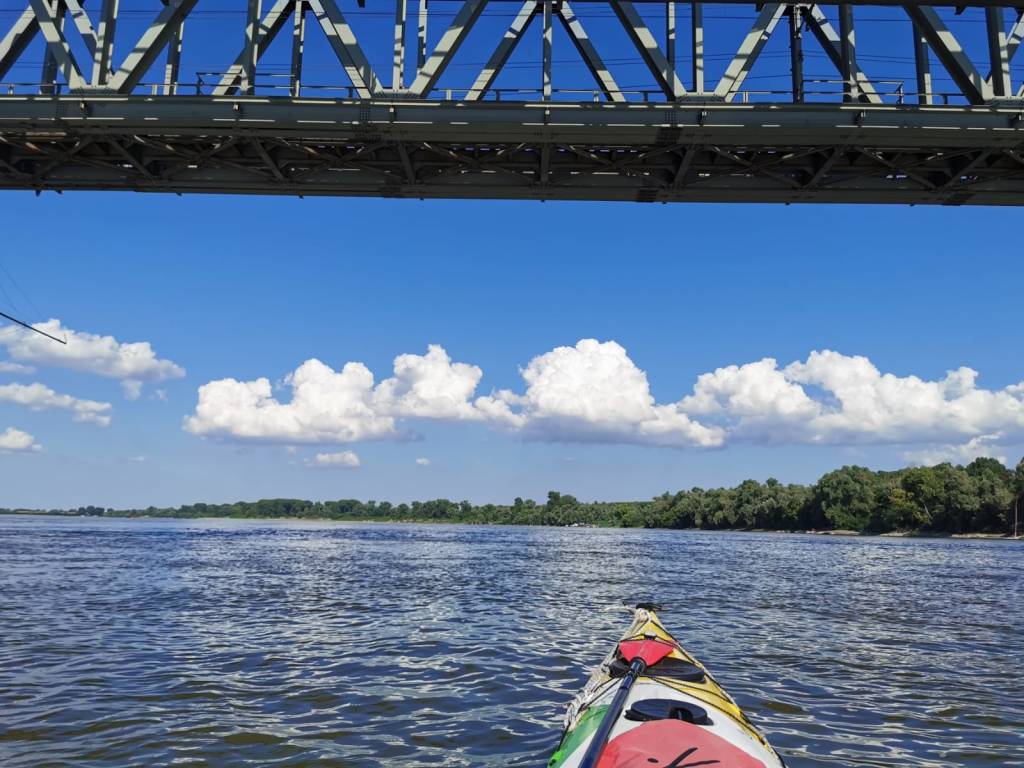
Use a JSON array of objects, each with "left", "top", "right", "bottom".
[{"left": 1, "top": 516, "right": 1021, "bottom": 766}]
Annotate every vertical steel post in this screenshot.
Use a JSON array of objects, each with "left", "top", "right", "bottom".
[
  {"left": 912, "top": 21, "right": 932, "bottom": 105},
  {"left": 242, "top": 0, "right": 261, "bottom": 95},
  {"left": 417, "top": 0, "right": 428, "bottom": 71},
  {"left": 986, "top": 6, "right": 1011, "bottom": 98},
  {"left": 163, "top": 11, "right": 184, "bottom": 95},
  {"left": 789, "top": 5, "right": 803, "bottom": 103},
  {"left": 543, "top": 0, "right": 552, "bottom": 100},
  {"left": 92, "top": 0, "right": 118, "bottom": 86},
  {"left": 666, "top": 2, "right": 676, "bottom": 100},
  {"left": 393, "top": 0, "right": 407, "bottom": 89},
  {"left": 691, "top": 1, "right": 703, "bottom": 94},
  {"left": 838, "top": 3, "right": 857, "bottom": 102},
  {"left": 40, "top": 0, "right": 65, "bottom": 94},
  {"left": 291, "top": 0, "right": 305, "bottom": 97}
]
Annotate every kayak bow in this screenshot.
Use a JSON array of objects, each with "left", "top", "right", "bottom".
[{"left": 549, "top": 605, "right": 785, "bottom": 768}]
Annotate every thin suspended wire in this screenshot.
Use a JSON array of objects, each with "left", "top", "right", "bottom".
[
  {"left": 0, "top": 275, "right": 19, "bottom": 315},
  {"left": 0, "top": 260, "right": 45, "bottom": 321},
  {"left": 0, "top": 261, "right": 63, "bottom": 345},
  {"left": 0, "top": 309, "right": 66, "bottom": 345}
]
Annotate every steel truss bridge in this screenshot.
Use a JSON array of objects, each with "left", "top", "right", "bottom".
[{"left": 0, "top": 0, "right": 1023, "bottom": 203}]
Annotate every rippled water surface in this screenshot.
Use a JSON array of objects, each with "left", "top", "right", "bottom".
[{"left": 1, "top": 516, "right": 1022, "bottom": 767}]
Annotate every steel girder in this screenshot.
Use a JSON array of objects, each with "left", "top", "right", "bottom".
[
  {"left": 0, "top": 0, "right": 1023, "bottom": 203},
  {"left": 0, "top": 95, "right": 1022, "bottom": 204}
]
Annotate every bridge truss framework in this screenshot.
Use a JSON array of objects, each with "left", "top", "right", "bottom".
[{"left": 0, "top": 0, "right": 1022, "bottom": 204}]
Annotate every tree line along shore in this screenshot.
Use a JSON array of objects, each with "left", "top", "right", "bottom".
[{"left": 5, "top": 457, "right": 1023, "bottom": 536}]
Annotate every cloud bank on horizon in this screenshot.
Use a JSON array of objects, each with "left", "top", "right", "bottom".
[{"left": 184, "top": 339, "right": 1024, "bottom": 464}]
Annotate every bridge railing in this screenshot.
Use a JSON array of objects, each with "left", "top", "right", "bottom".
[{"left": 0, "top": 74, "right": 977, "bottom": 109}]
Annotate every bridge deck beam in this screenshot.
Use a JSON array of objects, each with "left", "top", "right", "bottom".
[
  {"left": 0, "top": 96, "right": 1021, "bottom": 205},
  {"left": 1, "top": 0, "right": 1022, "bottom": 204}
]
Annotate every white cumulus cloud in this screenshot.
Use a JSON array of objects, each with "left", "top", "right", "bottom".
[
  {"left": 0, "top": 319, "right": 184, "bottom": 398},
  {"left": 0, "top": 361, "right": 35, "bottom": 374},
  {"left": 306, "top": 451, "right": 361, "bottom": 469},
  {"left": 904, "top": 435, "right": 1009, "bottom": 467},
  {"left": 374, "top": 345, "right": 484, "bottom": 420},
  {"left": 185, "top": 358, "right": 396, "bottom": 443},
  {"left": 185, "top": 346, "right": 489, "bottom": 445},
  {"left": 415, "top": 457, "right": 431, "bottom": 466},
  {"left": 476, "top": 339, "right": 724, "bottom": 448},
  {"left": 0, "top": 427, "right": 40, "bottom": 452},
  {"left": 681, "top": 357, "right": 819, "bottom": 440},
  {"left": 0, "top": 382, "right": 112, "bottom": 426},
  {"left": 185, "top": 341, "right": 723, "bottom": 449},
  {"left": 678, "top": 350, "right": 1024, "bottom": 448},
  {"left": 185, "top": 340, "right": 1024, "bottom": 458}
]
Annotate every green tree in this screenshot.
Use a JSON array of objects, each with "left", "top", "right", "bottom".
[
  {"left": 811, "top": 466, "right": 880, "bottom": 531},
  {"left": 901, "top": 466, "right": 943, "bottom": 528},
  {"left": 704, "top": 488, "right": 737, "bottom": 528},
  {"left": 670, "top": 489, "right": 703, "bottom": 528},
  {"left": 900, "top": 464, "right": 979, "bottom": 532},
  {"left": 544, "top": 491, "right": 582, "bottom": 525},
  {"left": 937, "top": 464, "right": 981, "bottom": 533},
  {"left": 646, "top": 493, "right": 677, "bottom": 528},
  {"left": 965, "top": 457, "right": 1014, "bottom": 531},
  {"left": 1013, "top": 457, "right": 1024, "bottom": 536},
  {"left": 778, "top": 483, "right": 811, "bottom": 529},
  {"left": 732, "top": 480, "right": 766, "bottom": 528},
  {"left": 878, "top": 482, "right": 927, "bottom": 531}
]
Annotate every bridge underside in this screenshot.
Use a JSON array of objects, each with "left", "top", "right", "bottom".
[
  {"left": 1, "top": 0, "right": 1023, "bottom": 204},
  {"left": 1, "top": 96, "right": 1023, "bottom": 204}
]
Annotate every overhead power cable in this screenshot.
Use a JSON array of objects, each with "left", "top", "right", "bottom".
[
  {"left": 0, "top": 260, "right": 45, "bottom": 321},
  {"left": 0, "top": 309, "right": 66, "bottom": 345}
]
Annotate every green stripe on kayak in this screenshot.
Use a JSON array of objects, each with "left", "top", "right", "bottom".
[{"left": 548, "top": 705, "right": 609, "bottom": 768}]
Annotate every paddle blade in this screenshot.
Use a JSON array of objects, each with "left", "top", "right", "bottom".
[{"left": 618, "top": 638, "right": 675, "bottom": 667}]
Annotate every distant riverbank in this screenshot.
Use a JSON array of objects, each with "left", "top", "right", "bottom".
[
  {"left": 5, "top": 509, "right": 1019, "bottom": 540},
  {"left": 7, "top": 455, "right": 1022, "bottom": 537}
]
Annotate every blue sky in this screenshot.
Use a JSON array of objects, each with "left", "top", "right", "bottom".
[{"left": 0, "top": 191, "right": 1021, "bottom": 509}]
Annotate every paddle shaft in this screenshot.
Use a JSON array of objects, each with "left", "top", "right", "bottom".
[{"left": 577, "top": 658, "right": 645, "bottom": 768}]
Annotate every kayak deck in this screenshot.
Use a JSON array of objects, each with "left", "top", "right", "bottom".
[{"left": 549, "top": 606, "right": 785, "bottom": 768}]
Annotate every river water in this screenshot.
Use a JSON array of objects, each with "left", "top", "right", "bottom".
[{"left": 0, "top": 515, "right": 1021, "bottom": 767}]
